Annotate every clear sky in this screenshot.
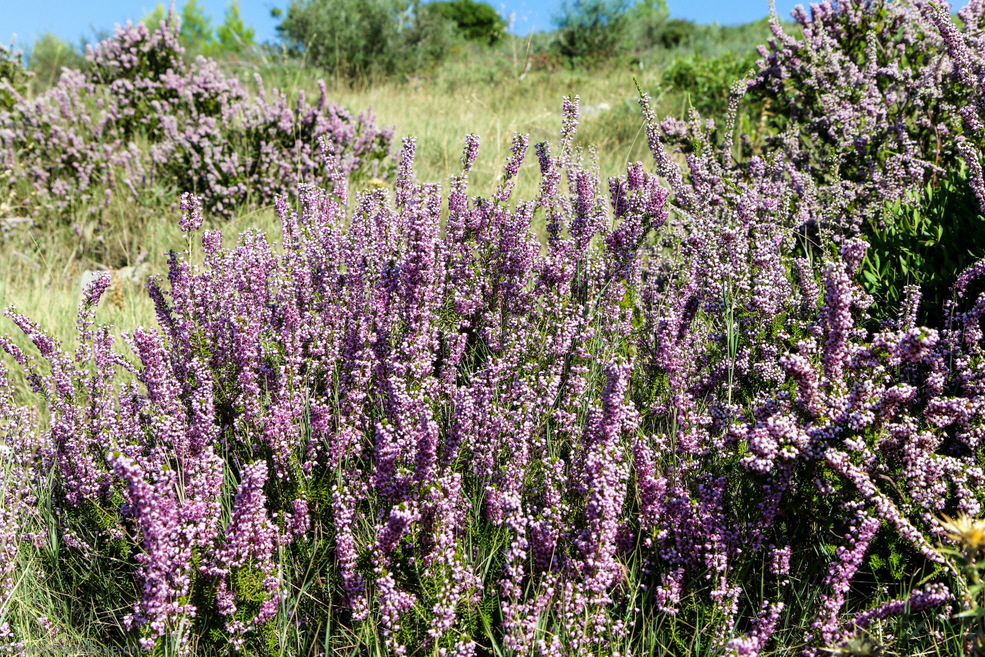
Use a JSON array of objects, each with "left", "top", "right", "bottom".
[{"left": 2, "top": 1, "right": 807, "bottom": 52}]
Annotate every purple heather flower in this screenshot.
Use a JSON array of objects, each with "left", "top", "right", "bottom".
[{"left": 178, "top": 192, "right": 203, "bottom": 232}]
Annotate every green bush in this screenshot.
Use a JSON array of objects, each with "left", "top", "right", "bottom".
[
  {"left": 861, "top": 167, "right": 985, "bottom": 328},
  {"left": 26, "top": 34, "right": 84, "bottom": 91},
  {"left": 552, "top": 0, "right": 630, "bottom": 66},
  {"left": 651, "top": 18, "right": 697, "bottom": 48},
  {"left": 277, "top": 0, "right": 456, "bottom": 78},
  {"left": 624, "top": 1, "right": 697, "bottom": 50},
  {"left": 278, "top": 0, "right": 403, "bottom": 76},
  {"left": 660, "top": 51, "right": 758, "bottom": 116},
  {"left": 426, "top": 0, "right": 505, "bottom": 44}
]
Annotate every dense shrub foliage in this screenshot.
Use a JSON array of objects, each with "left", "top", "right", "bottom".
[
  {"left": 5, "top": 1, "right": 985, "bottom": 656},
  {"left": 738, "top": 3, "right": 984, "bottom": 332},
  {"left": 656, "top": 0, "right": 985, "bottom": 326},
  {"left": 660, "top": 51, "right": 758, "bottom": 116},
  {"left": 0, "top": 18, "right": 393, "bottom": 222},
  {"left": 276, "top": 0, "right": 493, "bottom": 77},
  {"left": 747, "top": 1, "right": 972, "bottom": 223},
  {"left": 277, "top": 0, "right": 406, "bottom": 76},
  {"left": 427, "top": 0, "right": 506, "bottom": 44},
  {"left": 552, "top": 0, "right": 631, "bottom": 65},
  {"left": 860, "top": 168, "right": 985, "bottom": 327}
]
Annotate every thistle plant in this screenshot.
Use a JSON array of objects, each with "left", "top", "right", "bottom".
[{"left": 938, "top": 514, "right": 985, "bottom": 655}]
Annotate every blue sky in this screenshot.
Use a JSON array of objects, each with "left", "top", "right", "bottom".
[{"left": 2, "top": 1, "right": 805, "bottom": 51}]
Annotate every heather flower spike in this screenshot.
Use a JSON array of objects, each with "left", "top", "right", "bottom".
[{"left": 178, "top": 192, "right": 203, "bottom": 233}]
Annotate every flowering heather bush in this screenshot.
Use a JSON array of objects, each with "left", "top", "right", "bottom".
[
  {"left": 0, "top": 18, "right": 392, "bottom": 220},
  {"left": 1, "top": 82, "right": 984, "bottom": 654},
  {"left": 6, "top": 2, "right": 985, "bottom": 654},
  {"left": 747, "top": 0, "right": 979, "bottom": 222},
  {"left": 658, "top": 0, "right": 979, "bottom": 231},
  {"left": 929, "top": 0, "right": 985, "bottom": 214},
  {"left": 658, "top": 0, "right": 985, "bottom": 327},
  {"left": 0, "top": 42, "right": 30, "bottom": 112}
]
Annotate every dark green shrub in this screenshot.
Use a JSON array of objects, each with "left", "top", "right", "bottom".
[
  {"left": 624, "top": 1, "right": 696, "bottom": 50},
  {"left": 654, "top": 18, "right": 697, "bottom": 48},
  {"left": 660, "top": 51, "right": 757, "bottom": 116},
  {"left": 426, "top": 0, "right": 505, "bottom": 44},
  {"left": 552, "top": 0, "right": 629, "bottom": 66},
  {"left": 861, "top": 167, "right": 985, "bottom": 328},
  {"left": 277, "top": 0, "right": 454, "bottom": 78}
]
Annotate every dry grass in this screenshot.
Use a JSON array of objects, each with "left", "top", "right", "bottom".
[
  {"left": 257, "top": 57, "right": 671, "bottom": 197},
  {"left": 0, "top": 59, "right": 677, "bottom": 372}
]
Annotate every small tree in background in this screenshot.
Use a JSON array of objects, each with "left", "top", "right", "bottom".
[
  {"left": 553, "top": 0, "right": 630, "bottom": 66},
  {"left": 177, "top": 0, "right": 214, "bottom": 53},
  {"left": 26, "top": 33, "right": 84, "bottom": 90},
  {"left": 214, "top": 1, "right": 257, "bottom": 53},
  {"left": 142, "top": 0, "right": 256, "bottom": 57},
  {"left": 277, "top": 0, "right": 409, "bottom": 76},
  {"left": 426, "top": 0, "right": 506, "bottom": 44}
]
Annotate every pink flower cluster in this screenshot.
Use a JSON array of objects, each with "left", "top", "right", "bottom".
[
  {"left": 3, "top": 1, "right": 985, "bottom": 650},
  {"left": 0, "top": 18, "right": 392, "bottom": 221}
]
